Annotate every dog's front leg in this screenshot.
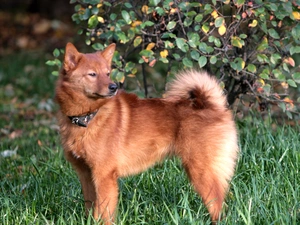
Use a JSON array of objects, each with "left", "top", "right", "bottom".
[
  {"left": 65, "top": 152, "right": 96, "bottom": 215},
  {"left": 92, "top": 168, "right": 119, "bottom": 225}
]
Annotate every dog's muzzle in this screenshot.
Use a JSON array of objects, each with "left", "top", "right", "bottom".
[{"left": 109, "top": 83, "right": 118, "bottom": 95}]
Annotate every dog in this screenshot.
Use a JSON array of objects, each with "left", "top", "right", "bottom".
[{"left": 55, "top": 42, "right": 239, "bottom": 224}]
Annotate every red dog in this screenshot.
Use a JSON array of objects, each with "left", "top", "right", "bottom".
[{"left": 55, "top": 43, "right": 239, "bottom": 224}]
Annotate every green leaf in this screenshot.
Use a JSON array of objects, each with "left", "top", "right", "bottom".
[
  {"left": 259, "top": 72, "right": 269, "bottom": 79},
  {"left": 124, "top": 2, "right": 133, "bottom": 8},
  {"left": 292, "top": 72, "right": 300, "bottom": 83},
  {"left": 190, "top": 50, "right": 200, "bottom": 61},
  {"left": 121, "top": 10, "right": 132, "bottom": 24},
  {"left": 270, "top": 53, "right": 281, "bottom": 65},
  {"left": 290, "top": 46, "right": 300, "bottom": 55},
  {"left": 139, "top": 49, "right": 154, "bottom": 57},
  {"left": 173, "top": 53, "right": 181, "bottom": 60},
  {"left": 184, "top": 17, "right": 193, "bottom": 27},
  {"left": 214, "top": 17, "right": 224, "bottom": 28},
  {"left": 92, "top": 43, "right": 104, "bottom": 50},
  {"left": 183, "top": 57, "right": 193, "bottom": 68},
  {"left": 199, "top": 42, "right": 209, "bottom": 53},
  {"left": 53, "top": 49, "right": 60, "bottom": 57},
  {"left": 88, "top": 15, "right": 98, "bottom": 28},
  {"left": 134, "top": 36, "right": 143, "bottom": 47},
  {"left": 46, "top": 60, "right": 56, "bottom": 66},
  {"left": 116, "top": 31, "right": 129, "bottom": 43},
  {"left": 167, "top": 21, "right": 176, "bottom": 30},
  {"left": 194, "top": 14, "right": 203, "bottom": 22},
  {"left": 155, "top": 7, "right": 165, "bottom": 16},
  {"left": 149, "top": 0, "right": 161, "bottom": 6},
  {"left": 230, "top": 58, "right": 245, "bottom": 71},
  {"left": 125, "top": 62, "right": 136, "bottom": 72},
  {"left": 263, "top": 84, "right": 271, "bottom": 96},
  {"left": 81, "top": 8, "right": 91, "bottom": 20},
  {"left": 268, "top": 28, "right": 280, "bottom": 39},
  {"left": 159, "top": 57, "right": 169, "bottom": 63},
  {"left": 278, "top": 102, "right": 286, "bottom": 112},
  {"left": 185, "top": 11, "right": 197, "bottom": 17},
  {"left": 273, "top": 69, "right": 285, "bottom": 81},
  {"left": 257, "top": 54, "right": 269, "bottom": 63},
  {"left": 247, "top": 64, "right": 256, "bottom": 73},
  {"left": 51, "top": 71, "right": 59, "bottom": 76},
  {"left": 287, "top": 79, "right": 297, "bottom": 87},
  {"left": 198, "top": 56, "right": 207, "bottom": 68},
  {"left": 257, "top": 37, "right": 268, "bottom": 52},
  {"left": 91, "top": 6, "right": 99, "bottom": 15},
  {"left": 187, "top": 32, "right": 200, "bottom": 48},
  {"left": 111, "top": 69, "right": 125, "bottom": 82},
  {"left": 141, "top": 21, "right": 155, "bottom": 28},
  {"left": 110, "top": 13, "right": 117, "bottom": 20},
  {"left": 234, "top": 0, "right": 245, "bottom": 7},
  {"left": 234, "top": 58, "right": 245, "bottom": 71},
  {"left": 239, "top": 34, "right": 247, "bottom": 39},
  {"left": 176, "top": 38, "right": 188, "bottom": 53},
  {"left": 210, "top": 55, "right": 217, "bottom": 64}
]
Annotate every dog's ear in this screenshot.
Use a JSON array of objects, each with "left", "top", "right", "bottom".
[
  {"left": 101, "top": 43, "right": 116, "bottom": 68},
  {"left": 64, "top": 43, "right": 82, "bottom": 72}
]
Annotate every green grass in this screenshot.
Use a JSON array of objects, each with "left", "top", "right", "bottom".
[{"left": 0, "top": 52, "right": 299, "bottom": 224}]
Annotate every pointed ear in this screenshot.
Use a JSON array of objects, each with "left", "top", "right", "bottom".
[
  {"left": 64, "top": 43, "right": 82, "bottom": 72},
  {"left": 101, "top": 43, "right": 116, "bottom": 67}
]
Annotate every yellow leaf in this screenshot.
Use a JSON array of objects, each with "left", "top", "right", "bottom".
[
  {"left": 142, "top": 5, "right": 149, "bottom": 14},
  {"left": 170, "top": 8, "right": 178, "bottom": 14},
  {"left": 218, "top": 25, "right": 226, "bottom": 36},
  {"left": 281, "top": 82, "right": 288, "bottom": 89},
  {"left": 202, "top": 24, "right": 210, "bottom": 34},
  {"left": 97, "top": 16, "right": 104, "bottom": 23},
  {"left": 97, "top": 3, "right": 103, "bottom": 8},
  {"left": 211, "top": 10, "right": 218, "bottom": 19},
  {"left": 131, "top": 20, "right": 142, "bottom": 27},
  {"left": 258, "top": 78, "right": 265, "bottom": 86},
  {"left": 160, "top": 49, "right": 168, "bottom": 58},
  {"left": 146, "top": 42, "right": 155, "bottom": 50},
  {"left": 292, "top": 11, "right": 300, "bottom": 20},
  {"left": 223, "top": 0, "right": 230, "bottom": 4},
  {"left": 231, "top": 36, "right": 244, "bottom": 48},
  {"left": 241, "top": 60, "right": 245, "bottom": 69},
  {"left": 249, "top": 19, "right": 258, "bottom": 27}
]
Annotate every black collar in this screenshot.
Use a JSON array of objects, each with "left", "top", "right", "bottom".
[{"left": 68, "top": 110, "right": 98, "bottom": 127}]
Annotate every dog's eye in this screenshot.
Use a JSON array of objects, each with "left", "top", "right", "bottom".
[{"left": 88, "top": 73, "right": 96, "bottom": 77}]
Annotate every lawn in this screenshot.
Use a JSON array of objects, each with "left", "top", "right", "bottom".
[{"left": 0, "top": 52, "right": 299, "bottom": 224}]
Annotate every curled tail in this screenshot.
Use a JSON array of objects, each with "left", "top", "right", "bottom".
[{"left": 165, "top": 70, "right": 227, "bottom": 110}]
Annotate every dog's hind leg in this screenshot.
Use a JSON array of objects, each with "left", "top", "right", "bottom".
[{"left": 184, "top": 160, "right": 226, "bottom": 223}]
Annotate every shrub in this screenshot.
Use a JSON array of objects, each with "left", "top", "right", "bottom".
[{"left": 48, "top": 0, "right": 300, "bottom": 119}]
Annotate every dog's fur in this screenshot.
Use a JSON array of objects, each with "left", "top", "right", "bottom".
[{"left": 55, "top": 43, "right": 239, "bottom": 224}]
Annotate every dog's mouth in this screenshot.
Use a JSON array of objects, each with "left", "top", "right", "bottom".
[{"left": 93, "top": 89, "right": 118, "bottom": 99}]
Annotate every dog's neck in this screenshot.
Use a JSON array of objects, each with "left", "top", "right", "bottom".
[{"left": 68, "top": 110, "right": 98, "bottom": 127}]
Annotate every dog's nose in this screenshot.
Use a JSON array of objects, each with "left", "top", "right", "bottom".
[{"left": 108, "top": 83, "right": 118, "bottom": 93}]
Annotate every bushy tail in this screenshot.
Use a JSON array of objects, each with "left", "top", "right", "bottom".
[{"left": 164, "top": 70, "right": 227, "bottom": 110}]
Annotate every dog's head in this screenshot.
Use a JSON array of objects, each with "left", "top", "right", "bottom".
[{"left": 62, "top": 43, "right": 118, "bottom": 98}]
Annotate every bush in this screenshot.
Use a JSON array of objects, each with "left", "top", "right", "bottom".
[{"left": 48, "top": 0, "right": 300, "bottom": 119}]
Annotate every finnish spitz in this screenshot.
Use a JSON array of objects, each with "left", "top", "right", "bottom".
[{"left": 55, "top": 43, "right": 239, "bottom": 224}]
